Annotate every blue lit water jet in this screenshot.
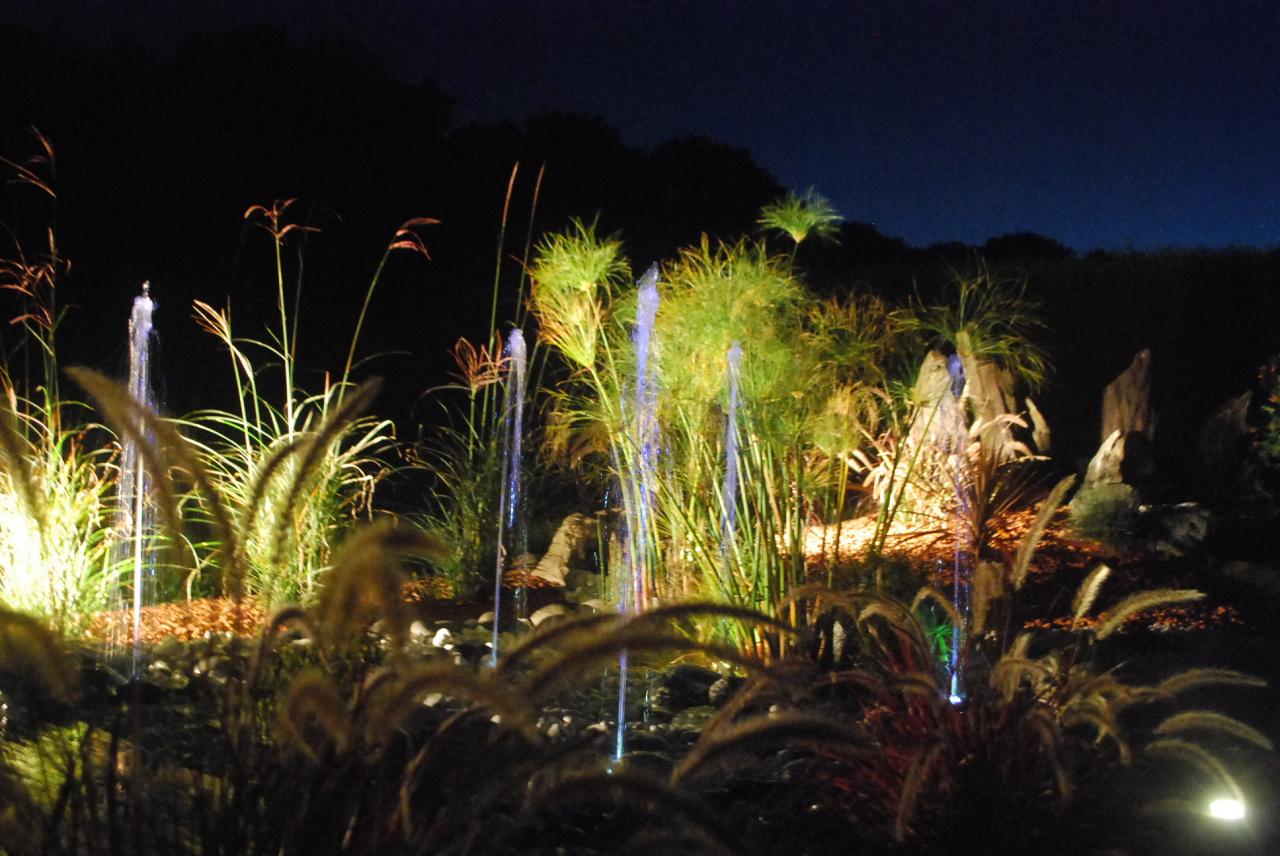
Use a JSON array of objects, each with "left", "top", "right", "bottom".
[
  {"left": 720, "top": 341, "right": 743, "bottom": 564},
  {"left": 118, "top": 282, "right": 156, "bottom": 675},
  {"left": 945, "top": 353, "right": 969, "bottom": 705},
  {"left": 490, "top": 329, "right": 528, "bottom": 666},
  {"left": 616, "top": 264, "right": 660, "bottom": 762}
]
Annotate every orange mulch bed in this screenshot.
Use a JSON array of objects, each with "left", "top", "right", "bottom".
[
  {"left": 804, "top": 506, "right": 1242, "bottom": 633},
  {"left": 84, "top": 506, "right": 1242, "bottom": 643},
  {"left": 803, "top": 506, "right": 1098, "bottom": 585},
  {"left": 85, "top": 598, "right": 268, "bottom": 644}
]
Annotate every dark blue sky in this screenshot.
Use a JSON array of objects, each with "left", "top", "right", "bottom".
[{"left": 11, "top": 0, "right": 1280, "bottom": 251}]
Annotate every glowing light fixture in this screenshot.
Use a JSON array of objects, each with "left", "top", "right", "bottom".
[{"left": 1207, "top": 798, "right": 1246, "bottom": 821}]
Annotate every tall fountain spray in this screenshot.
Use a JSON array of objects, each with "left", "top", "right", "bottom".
[
  {"left": 120, "top": 282, "right": 156, "bottom": 675},
  {"left": 720, "top": 342, "right": 743, "bottom": 563},
  {"left": 945, "top": 353, "right": 969, "bottom": 704},
  {"left": 615, "top": 264, "right": 661, "bottom": 762},
  {"left": 490, "top": 329, "right": 528, "bottom": 666}
]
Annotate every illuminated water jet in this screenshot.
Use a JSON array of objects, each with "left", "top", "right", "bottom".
[
  {"left": 616, "top": 264, "right": 660, "bottom": 762},
  {"left": 118, "top": 282, "right": 156, "bottom": 675},
  {"left": 490, "top": 329, "right": 528, "bottom": 666},
  {"left": 945, "top": 352, "right": 968, "bottom": 705},
  {"left": 721, "top": 341, "right": 743, "bottom": 564}
]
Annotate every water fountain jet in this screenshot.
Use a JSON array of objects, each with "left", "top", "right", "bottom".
[
  {"left": 945, "top": 353, "right": 969, "bottom": 704},
  {"left": 615, "top": 264, "right": 660, "bottom": 762},
  {"left": 720, "top": 342, "right": 743, "bottom": 566},
  {"left": 118, "top": 282, "right": 156, "bottom": 675},
  {"left": 490, "top": 329, "right": 528, "bottom": 665}
]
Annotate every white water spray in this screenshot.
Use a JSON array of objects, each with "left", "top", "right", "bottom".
[
  {"left": 945, "top": 353, "right": 969, "bottom": 704},
  {"left": 616, "top": 264, "right": 661, "bottom": 762},
  {"left": 490, "top": 329, "right": 528, "bottom": 665},
  {"left": 720, "top": 342, "right": 743, "bottom": 563},
  {"left": 120, "top": 282, "right": 156, "bottom": 675}
]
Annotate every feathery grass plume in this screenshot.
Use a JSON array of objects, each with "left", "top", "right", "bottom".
[
  {"left": 494, "top": 611, "right": 624, "bottom": 675},
  {"left": 1154, "top": 711, "right": 1273, "bottom": 750},
  {"left": 0, "top": 389, "right": 46, "bottom": 543},
  {"left": 1093, "top": 589, "right": 1205, "bottom": 639},
  {"left": 278, "top": 671, "right": 351, "bottom": 762},
  {"left": 673, "top": 713, "right": 869, "bottom": 784},
  {"left": 912, "top": 585, "right": 966, "bottom": 637},
  {"left": 263, "top": 377, "right": 383, "bottom": 573},
  {"left": 1146, "top": 738, "right": 1244, "bottom": 801},
  {"left": 249, "top": 605, "right": 327, "bottom": 679},
  {"left": 758, "top": 188, "right": 842, "bottom": 247},
  {"left": 1071, "top": 563, "right": 1111, "bottom": 625},
  {"left": 313, "top": 520, "right": 447, "bottom": 652},
  {"left": 357, "top": 662, "right": 539, "bottom": 748},
  {"left": 1060, "top": 705, "right": 1132, "bottom": 763},
  {"left": 517, "top": 626, "right": 771, "bottom": 703},
  {"left": 1011, "top": 474, "right": 1074, "bottom": 589},
  {"left": 894, "top": 737, "right": 945, "bottom": 842},
  {"left": 0, "top": 606, "right": 74, "bottom": 703},
  {"left": 990, "top": 655, "right": 1057, "bottom": 702},
  {"left": 968, "top": 560, "right": 1005, "bottom": 636},
  {"left": 886, "top": 671, "right": 947, "bottom": 700},
  {"left": 858, "top": 598, "right": 933, "bottom": 663},
  {"left": 66, "top": 369, "right": 192, "bottom": 561},
  {"left": 1154, "top": 668, "right": 1267, "bottom": 697}
]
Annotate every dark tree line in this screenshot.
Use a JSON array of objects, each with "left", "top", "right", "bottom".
[{"left": 3, "top": 23, "right": 1278, "bottom": 467}]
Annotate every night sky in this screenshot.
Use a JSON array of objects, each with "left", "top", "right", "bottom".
[{"left": 7, "top": 0, "right": 1279, "bottom": 252}]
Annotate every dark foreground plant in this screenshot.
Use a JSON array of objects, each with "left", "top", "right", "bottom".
[
  {"left": 1, "top": 371, "right": 771, "bottom": 856},
  {"left": 666, "top": 479, "right": 1269, "bottom": 854}
]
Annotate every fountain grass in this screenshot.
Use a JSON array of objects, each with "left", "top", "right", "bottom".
[
  {"left": 0, "top": 141, "right": 1272, "bottom": 852},
  {"left": 0, "top": 149, "right": 117, "bottom": 632},
  {"left": 178, "top": 200, "right": 433, "bottom": 606}
]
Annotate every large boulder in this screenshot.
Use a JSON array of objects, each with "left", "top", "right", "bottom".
[
  {"left": 1101, "top": 349, "right": 1156, "bottom": 442},
  {"left": 1197, "top": 391, "right": 1252, "bottom": 492},
  {"left": 1083, "top": 351, "right": 1158, "bottom": 490},
  {"left": 530, "top": 512, "right": 597, "bottom": 587}
]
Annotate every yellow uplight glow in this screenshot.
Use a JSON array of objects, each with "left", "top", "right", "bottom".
[{"left": 1207, "top": 798, "right": 1246, "bottom": 821}]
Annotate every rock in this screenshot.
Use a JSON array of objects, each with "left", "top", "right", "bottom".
[
  {"left": 1083, "top": 429, "right": 1155, "bottom": 489},
  {"left": 1198, "top": 391, "right": 1252, "bottom": 490},
  {"left": 909, "top": 351, "right": 952, "bottom": 446},
  {"left": 1084, "top": 430, "right": 1126, "bottom": 488},
  {"left": 577, "top": 598, "right": 608, "bottom": 613},
  {"left": 531, "top": 512, "right": 597, "bottom": 587},
  {"left": 476, "top": 611, "right": 496, "bottom": 626},
  {"left": 409, "top": 620, "right": 429, "bottom": 641},
  {"left": 653, "top": 664, "right": 721, "bottom": 712},
  {"left": 962, "top": 354, "right": 1016, "bottom": 425},
  {"left": 529, "top": 602, "right": 576, "bottom": 627},
  {"left": 669, "top": 705, "right": 718, "bottom": 732},
  {"left": 1102, "top": 349, "right": 1156, "bottom": 442},
  {"left": 1137, "top": 502, "right": 1210, "bottom": 557},
  {"left": 707, "top": 675, "right": 746, "bottom": 707},
  {"left": 155, "top": 636, "right": 183, "bottom": 660},
  {"left": 1217, "top": 560, "right": 1280, "bottom": 596},
  {"left": 1025, "top": 396, "right": 1051, "bottom": 454},
  {"left": 431, "top": 627, "right": 452, "bottom": 648}
]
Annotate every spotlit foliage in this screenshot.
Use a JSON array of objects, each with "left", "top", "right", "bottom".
[
  {"left": 0, "top": 141, "right": 115, "bottom": 630},
  {"left": 897, "top": 267, "right": 1050, "bottom": 391},
  {"left": 758, "top": 187, "right": 843, "bottom": 248}
]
